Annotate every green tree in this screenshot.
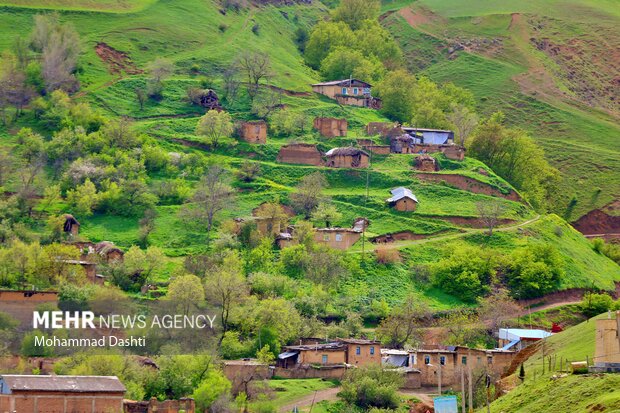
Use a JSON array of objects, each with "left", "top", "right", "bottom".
[
  {"left": 193, "top": 370, "right": 232, "bottom": 412},
  {"left": 195, "top": 110, "right": 233, "bottom": 148},
  {"left": 377, "top": 294, "right": 429, "bottom": 348},
  {"left": 339, "top": 365, "right": 403, "bottom": 409},
  {"left": 581, "top": 292, "right": 614, "bottom": 318},
  {"left": 320, "top": 47, "right": 385, "bottom": 83},
  {"left": 167, "top": 274, "right": 205, "bottom": 315},
  {"left": 66, "top": 178, "right": 98, "bottom": 217},
  {"left": 505, "top": 243, "right": 563, "bottom": 298},
  {"left": 290, "top": 172, "right": 327, "bottom": 218},
  {"left": 332, "top": 0, "right": 380, "bottom": 30},
  {"left": 353, "top": 20, "right": 402, "bottom": 69},
  {"left": 304, "top": 21, "right": 355, "bottom": 69},
  {"left": 311, "top": 202, "right": 342, "bottom": 228},
  {"left": 375, "top": 70, "right": 417, "bottom": 123}
]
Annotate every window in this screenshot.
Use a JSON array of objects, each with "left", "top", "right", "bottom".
[
  {"left": 462, "top": 356, "right": 467, "bottom": 365},
  {"left": 440, "top": 356, "right": 446, "bottom": 366},
  {"left": 370, "top": 346, "right": 375, "bottom": 355},
  {"left": 335, "top": 233, "right": 343, "bottom": 242},
  {"left": 487, "top": 356, "right": 493, "bottom": 365},
  {"left": 341, "top": 87, "right": 348, "bottom": 95},
  {"left": 424, "top": 355, "right": 430, "bottom": 365},
  {"left": 322, "top": 355, "right": 328, "bottom": 364},
  {"left": 323, "top": 234, "right": 330, "bottom": 241},
  {"left": 353, "top": 87, "right": 359, "bottom": 95},
  {"left": 356, "top": 346, "right": 361, "bottom": 355}
]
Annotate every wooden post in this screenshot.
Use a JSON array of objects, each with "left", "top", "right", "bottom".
[
  {"left": 468, "top": 351, "right": 473, "bottom": 413},
  {"left": 461, "top": 366, "right": 466, "bottom": 413},
  {"left": 438, "top": 355, "right": 442, "bottom": 396}
]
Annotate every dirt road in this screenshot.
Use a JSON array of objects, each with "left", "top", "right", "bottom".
[{"left": 278, "top": 387, "right": 341, "bottom": 413}]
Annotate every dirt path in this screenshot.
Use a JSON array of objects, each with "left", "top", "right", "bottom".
[
  {"left": 278, "top": 387, "right": 341, "bottom": 413},
  {"left": 360, "top": 215, "right": 541, "bottom": 252}
]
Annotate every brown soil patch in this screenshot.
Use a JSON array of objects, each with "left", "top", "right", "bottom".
[
  {"left": 572, "top": 208, "right": 620, "bottom": 235},
  {"left": 398, "top": 6, "right": 431, "bottom": 28},
  {"left": 426, "top": 215, "right": 516, "bottom": 228},
  {"left": 263, "top": 84, "right": 311, "bottom": 97},
  {"left": 95, "top": 42, "right": 143, "bottom": 75},
  {"left": 370, "top": 230, "right": 430, "bottom": 244},
  {"left": 416, "top": 172, "right": 521, "bottom": 201}
]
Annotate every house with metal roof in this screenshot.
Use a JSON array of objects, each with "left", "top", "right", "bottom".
[
  {"left": 401, "top": 127, "right": 455, "bottom": 145},
  {"left": 498, "top": 328, "right": 553, "bottom": 351},
  {"left": 387, "top": 187, "right": 419, "bottom": 212}
]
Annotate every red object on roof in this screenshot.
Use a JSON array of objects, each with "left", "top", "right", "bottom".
[{"left": 551, "top": 323, "right": 563, "bottom": 333}]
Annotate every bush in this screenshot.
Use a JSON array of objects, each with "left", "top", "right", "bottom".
[
  {"left": 375, "top": 247, "right": 400, "bottom": 264},
  {"left": 581, "top": 292, "right": 614, "bottom": 318},
  {"left": 505, "top": 243, "right": 563, "bottom": 298},
  {"left": 339, "top": 366, "right": 403, "bottom": 409}
]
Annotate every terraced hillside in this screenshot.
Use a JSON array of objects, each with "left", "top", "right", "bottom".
[
  {"left": 381, "top": 0, "right": 620, "bottom": 224},
  {"left": 0, "top": 0, "right": 618, "bottom": 311}
]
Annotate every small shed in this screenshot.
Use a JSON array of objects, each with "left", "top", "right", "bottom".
[
  {"left": 325, "top": 147, "right": 369, "bottom": 168},
  {"left": 63, "top": 214, "right": 80, "bottom": 236},
  {"left": 414, "top": 154, "right": 439, "bottom": 171},
  {"left": 387, "top": 187, "right": 418, "bottom": 212},
  {"left": 239, "top": 121, "right": 267, "bottom": 144},
  {"left": 390, "top": 135, "right": 415, "bottom": 154},
  {"left": 314, "top": 117, "right": 347, "bottom": 137}
]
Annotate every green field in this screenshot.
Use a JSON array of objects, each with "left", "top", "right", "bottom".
[
  {"left": 0, "top": 0, "right": 158, "bottom": 12},
  {"left": 383, "top": 0, "right": 620, "bottom": 220}
]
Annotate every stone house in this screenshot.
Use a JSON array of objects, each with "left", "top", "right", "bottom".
[
  {"left": 325, "top": 147, "right": 369, "bottom": 168},
  {"left": 311, "top": 79, "right": 381, "bottom": 109},
  {"left": 414, "top": 154, "right": 439, "bottom": 172},
  {"left": 239, "top": 121, "right": 267, "bottom": 144},
  {"left": 0, "top": 375, "right": 125, "bottom": 413},
  {"left": 386, "top": 187, "right": 418, "bottom": 212},
  {"left": 313, "top": 117, "right": 347, "bottom": 137},
  {"left": 277, "top": 143, "right": 323, "bottom": 166}
]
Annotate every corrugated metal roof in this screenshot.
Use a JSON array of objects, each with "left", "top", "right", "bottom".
[
  {"left": 0, "top": 375, "right": 126, "bottom": 393},
  {"left": 311, "top": 78, "right": 372, "bottom": 87},
  {"left": 387, "top": 187, "right": 418, "bottom": 203},
  {"left": 499, "top": 329, "right": 552, "bottom": 340},
  {"left": 325, "top": 147, "right": 369, "bottom": 157}
]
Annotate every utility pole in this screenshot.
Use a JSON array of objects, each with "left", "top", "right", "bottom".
[
  {"left": 485, "top": 374, "right": 491, "bottom": 413},
  {"left": 438, "top": 356, "right": 442, "bottom": 395},
  {"left": 461, "top": 365, "right": 466, "bottom": 413},
  {"left": 468, "top": 351, "right": 473, "bottom": 413}
]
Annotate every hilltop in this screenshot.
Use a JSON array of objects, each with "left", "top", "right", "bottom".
[{"left": 381, "top": 0, "right": 620, "bottom": 224}]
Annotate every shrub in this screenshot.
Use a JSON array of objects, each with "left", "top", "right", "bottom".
[
  {"left": 339, "top": 366, "right": 403, "bottom": 409},
  {"left": 505, "top": 244, "right": 563, "bottom": 298},
  {"left": 375, "top": 247, "right": 400, "bottom": 264},
  {"left": 581, "top": 292, "right": 614, "bottom": 318}
]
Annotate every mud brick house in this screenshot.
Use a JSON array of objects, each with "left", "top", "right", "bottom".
[
  {"left": 325, "top": 147, "right": 369, "bottom": 168},
  {"left": 63, "top": 214, "right": 80, "bottom": 237},
  {"left": 276, "top": 338, "right": 381, "bottom": 378},
  {"left": 71, "top": 240, "right": 124, "bottom": 263},
  {"left": 386, "top": 187, "right": 418, "bottom": 212},
  {"left": 313, "top": 117, "right": 347, "bottom": 137},
  {"left": 314, "top": 227, "right": 362, "bottom": 250},
  {"left": 277, "top": 143, "right": 323, "bottom": 166},
  {"left": 311, "top": 79, "right": 381, "bottom": 109},
  {"left": 498, "top": 328, "right": 552, "bottom": 351},
  {"left": 383, "top": 347, "right": 515, "bottom": 389},
  {"left": 590, "top": 311, "right": 620, "bottom": 373},
  {"left": 390, "top": 134, "right": 416, "bottom": 154},
  {"left": 0, "top": 290, "right": 59, "bottom": 327},
  {"left": 401, "top": 127, "right": 454, "bottom": 145},
  {"left": 0, "top": 375, "right": 125, "bottom": 413},
  {"left": 414, "top": 154, "right": 439, "bottom": 172},
  {"left": 222, "top": 359, "right": 271, "bottom": 393},
  {"left": 239, "top": 120, "right": 267, "bottom": 144}
]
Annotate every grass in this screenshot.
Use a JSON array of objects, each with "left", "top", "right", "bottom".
[
  {"left": 266, "top": 378, "right": 338, "bottom": 406},
  {"left": 0, "top": 0, "right": 158, "bottom": 12}
]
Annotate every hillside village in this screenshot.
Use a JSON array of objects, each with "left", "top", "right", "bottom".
[{"left": 0, "top": 0, "right": 619, "bottom": 412}]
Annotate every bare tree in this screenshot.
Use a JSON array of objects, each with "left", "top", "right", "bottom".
[
  {"left": 222, "top": 63, "right": 241, "bottom": 104},
  {"left": 448, "top": 104, "right": 478, "bottom": 146},
  {"left": 476, "top": 200, "right": 505, "bottom": 236},
  {"left": 147, "top": 57, "right": 174, "bottom": 83},
  {"left": 182, "top": 166, "right": 235, "bottom": 237},
  {"left": 238, "top": 51, "right": 271, "bottom": 101},
  {"left": 290, "top": 172, "right": 328, "bottom": 218},
  {"left": 478, "top": 288, "right": 522, "bottom": 334},
  {"left": 0, "top": 56, "right": 35, "bottom": 123},
  {"left": 377, "top": 294, "right": 431, "bottom": 349}
]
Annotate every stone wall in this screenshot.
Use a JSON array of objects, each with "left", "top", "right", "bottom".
[
  {"left": 313, "top": 117, "right": 347, "bottom": 137},
  {"left": 277, "top": 144, "right": 323, "bottom": 166}
]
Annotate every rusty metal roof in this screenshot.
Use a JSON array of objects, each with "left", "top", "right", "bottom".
[{"left": 0, "top": 375, "right": 126, "bottom": 393}]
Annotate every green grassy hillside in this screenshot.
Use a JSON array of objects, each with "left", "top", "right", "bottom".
[
  {"left": 485, "top": 313, "right": 620, "bottom": 412},
  {"left": 382, "top": 0, "right": 620, "bottom": 221}
]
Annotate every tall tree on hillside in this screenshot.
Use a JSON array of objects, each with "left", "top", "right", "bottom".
[
  {"left": 332, "top": 0, "right": 380, "bottom": 30},
  {"left": 182, "top": 166, "right": 234, "bottom": 238},
  {"left": 195, "top": 110, "right": 233, "bottom": 148},
  {"left": 377, "top": 295, "right": 430, "bottom": 348},
  {"left": 311, "top": 202, "right": 342, "bottom": 228},
  {"left": 448, "top": 104, "right": 478, "bottom": 146},
  {"left": 476, "top": 200, "right": 505, "bottom": 236},
  {"left": 290, "top": 172, "right": 327, "bottom": 218},
  {"left": 0, "top": 53, "right": 35, "bottom": 123},
  {"left": 238, "top": 51, "right": 271, "bottom": 101},
  {"left": 222, "top": 63, "right": 240, "bottom": 104},
  {"left": 146, "top": 57, "right": 174, "bottom": 99},
  {"left": 204, "top": 251, "right": 249, "bottom": 344},
  {"left": 478, "top": 288, "right": 522, "bottom": 334}
]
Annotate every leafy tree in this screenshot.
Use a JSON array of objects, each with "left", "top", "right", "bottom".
[
  {"left": 505, "top": 243, "right": 563, "bottom": 298},
  {"left": 167, "top": 274, "right": 205, "bottom": 316},
  {"left": 66, "top": 178, "right": 98, "bottom": 217},
  {"left": 320, "top": 47, "right": 385, "bottom": 83},
  {"left": 339, "top": 366, "right": 403, "bottom": 409},
  {"left": 204, "top": 251, "right": 249, "bottom": 342},
  {"left": 256, "top": 345, "right": 276, "bottom": 364},
  {"left": 235, "top": 160, "right": 261, "bottom": 182},
  {"left": 432, "top": 245, "right": 498, "bottom": 302},
  {"left": 244, "top": 297, "right": 302, "bottom": 345},
  {"left": 448, "top": 104, "right": 478, "bottom": 146},
  {"left": 332, "top": 0, "right": 380, "bottom": 30},
  {"left": 58, "top": 282, "right": 93, "bottom": 311},
  {"left": 36, "top": 243, "right": 86, "bottom": 287},
  {"left": 353, "top": 20, "right": 402, "bottom": 69},
  {"left": 290, "top": 172, "right": 327, "bottom": 218},
  {"left": 304, "top": 21, "right": 355, "bottom": 69},
  {"left": 375, "top": 70, "right": 417, "bottom": 123},
  {"left": 146, "top": 58, "right": 174, "bottom": 99},
  {"left": 21, "top": 332, "right": 53, "bottom": 357},
  {"left": 193, "top": 370, "right": 232, "bottom": 412},
  {"left": 476, "top": 200, "right": 505, "bottom": 236},
  {"left": 195, "top": 110, "right": 233, "bottom": 148},
  {"left": 268, "top": 108, "right": 309, "bottom": 136},
  {"left": 123, "top": 245, "right": 165, "bottom": 288},
  {"left": 311, "top": 202, "right": 342, "bottom": 228},
  {"left": 581, "top": 292, "right": 614, "bottom": 318}
]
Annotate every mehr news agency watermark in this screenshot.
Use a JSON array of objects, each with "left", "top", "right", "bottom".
[{"left": 32, "top": 311, "right": 217, "bottom": 348}]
